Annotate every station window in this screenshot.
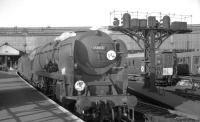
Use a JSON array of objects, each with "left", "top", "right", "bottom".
[
  {"left": 193, "top": 56, "right": 200, "bottom": 64},
  {"left": 178, "top": 58, "right": 183, "bottom": 63},
  {"left": 132, "top": 60, "right": 134, "bottom": 65},
  {"left": 182, "top": 57, "right": 185, "bottom": 63},
  {"left": 183, "top": 57, "right": 186, "bottom": 63},
  {"left": 128, "top": 61, "right": 131, "bottom": 66}
]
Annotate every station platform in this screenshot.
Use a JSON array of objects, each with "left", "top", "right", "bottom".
[{"left": 0, "top": 71, "right": 83, "bottom": 122}]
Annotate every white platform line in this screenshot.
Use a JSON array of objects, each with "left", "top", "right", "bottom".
[{"left": 16, "top": 72, "right": 84, "bottom": 122}]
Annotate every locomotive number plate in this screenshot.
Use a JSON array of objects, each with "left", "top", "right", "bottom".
[
  {"left": 92, "top": 46, "right": 105, "bottom": 50},
  {"left": 163, "top": 68, "right": 173, "bottom": 75}
]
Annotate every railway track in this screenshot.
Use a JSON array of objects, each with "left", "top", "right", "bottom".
[
  {"left": 135, "top": 101, "right": 200, "bottom": 122},
  {"left": 127, "top": 86, "right": 200, "bottom": 122},
  {"left": 167, "top": 90, "right": 200, "bottom": 101},
  {"left": 168, "top": 75, "right": 200, "bottom": 101}
]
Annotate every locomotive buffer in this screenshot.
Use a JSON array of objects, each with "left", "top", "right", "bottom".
[{"left": 109, "top": 11, "right": 200, "bottom": 121}]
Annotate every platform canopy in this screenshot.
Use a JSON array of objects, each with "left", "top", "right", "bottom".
[{"left": 0, "top": 43, "right": 20, "bottom": 55}]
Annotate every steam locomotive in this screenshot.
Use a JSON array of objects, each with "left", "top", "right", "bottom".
[{"left": 18, "top": 30, "right": 137, "bottom": 121}]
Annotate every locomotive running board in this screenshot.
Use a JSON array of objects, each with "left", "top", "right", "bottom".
[
  {"left": 64, "top": 95, "right": 137, "bottom": 112},
  {"left": 64, "top": 95, "right": 137, "bottom": 105},
  {"left": 36, "top": 71, "right": 64, "bottom": 81}
]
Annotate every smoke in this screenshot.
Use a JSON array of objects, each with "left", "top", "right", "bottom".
[{"left": 198, "top": 0, "right": 200, "bottom": 8}]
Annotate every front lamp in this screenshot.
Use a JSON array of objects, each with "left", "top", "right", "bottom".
[{"left": 74, "top": 80, "right": 86, "bottom": 92}]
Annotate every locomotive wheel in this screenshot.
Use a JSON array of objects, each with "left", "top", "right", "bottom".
[
  {"left": 51, "top": 79, "right": 57, "bottom": 101},
  {"left": 97, "top": 107, "right": 123, "bottom": 122},
  {"left": 111, "top": 107, "right": 122, "bottom": 122},
  {"left": 40, "top": 77, "right": 48, "bottom": 94},
  {"left": 37, "top": 76, "right": 43, "bottom": 90},
  {"left": 45, "top": 77, "right": 54, "bottom": 98}
]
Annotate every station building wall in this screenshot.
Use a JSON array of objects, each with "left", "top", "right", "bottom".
[
  {"left": 110, "top": 30, "right": 200, "bottom": 53},
  {"left": 0, "top": 35, "right": 57, "bottom": 53},
  {"left": 160, "top": 32, "right": 200, "bottom": 52},
  {"left": 0, "top": 26, "right": 199, "bottom": 54}
]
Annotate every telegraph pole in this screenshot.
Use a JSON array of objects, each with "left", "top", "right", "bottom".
[{"left": 22, "top": 28, "right": 28, "bottom": 54}]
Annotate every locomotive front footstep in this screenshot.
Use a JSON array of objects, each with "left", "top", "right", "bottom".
[{"left": 128, "top": 82, "right": 200, "bottom": 120}]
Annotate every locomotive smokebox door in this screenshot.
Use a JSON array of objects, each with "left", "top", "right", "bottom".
[{"left": 74, "top": 31, "right": 117, "bottom": 75}]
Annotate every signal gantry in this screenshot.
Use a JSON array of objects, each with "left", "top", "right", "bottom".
[{"left": 109, "top": 11, "right": 192, "bottom": 91}]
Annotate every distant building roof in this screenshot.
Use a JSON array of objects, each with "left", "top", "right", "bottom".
[
  {"left": 0, "top": 43, "right": 23, "bottom": 55},
  {"left": 0, "top": 27, "right": 91, "bottom": 36},
  {"left": 188, "top": 24, "right": 200, "bottom": 33}
]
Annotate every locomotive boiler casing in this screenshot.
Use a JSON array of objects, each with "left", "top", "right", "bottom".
[
  {"left": 31, "top": 40, "right": 73, "bottom": 81},
  {"left": 29, "top": 36, "right": 75, "bottom": 99},
  {"left": 31, "top": 31, "right": 117, "bottom": 78},
  {"left": 18, "top": 55, "right": 32, "bottom": 80}
]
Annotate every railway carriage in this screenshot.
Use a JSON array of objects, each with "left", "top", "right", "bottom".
[
  {"left": 127, "top": 51, "right": 179, "bottom": 85},
  {"left": 176, "top": 51, "right": 200, "bottom": 75}
]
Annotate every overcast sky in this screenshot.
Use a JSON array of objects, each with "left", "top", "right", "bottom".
[{"left": 0, "top": 0, "right": 199, "bottom": 27}]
